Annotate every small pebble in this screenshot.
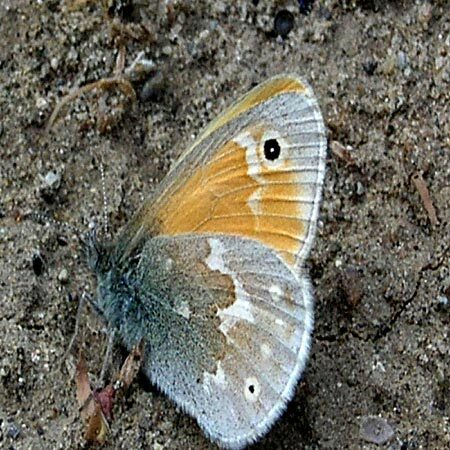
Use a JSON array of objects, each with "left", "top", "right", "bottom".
[
  {"left": 162, "top": 45, "right": 172, "bottom": 56},
  {"left": 444, "top": 281, "right": 450, "bottom": 298},
  {"left": 363, "top": 60, "right": 378, "bottom": 76},
  {"left": 397, "top": 51, "right": 409, "bottom": 70},
  {"left": 356, "top": 181, "right": 365, "bottom": 196},
  {"left": 32, "top": 252, "right": 45, "bottom": 276},
  {"left": 56, "top": 235, "right": 68, "bottom": 246},
  {"left": 35, "top": 96, "right": 48, "bottom": 109},
  {"left": 50, "top": 57, "right": 59, "bottom": 70},
  {"left": 274, "top": 10, "right": 295, "bottom": 39},
  {"left": 340, "top": 266, "right": 363, "bottom": 307},
  {"left": 40, "top": 170, "right": 61, "bottom": 203},
  {"left": 58, "top": 268, "right": 69, "bottom": 284},
  {"left": 360, "top": 416, "right": 395, "bottom": 445},
  {"left": 381, "top": 55, "right": 396, "bottom": 75},
  {"left": 7, "top": 421, "right": 21, "bottom": 440},
  {"left": 67, "top": 47, "right": 78, "bottom": 62},
  {"left": 42, "top": 170, "right": 61, "bottom": 189},
  {"left": 298, "top": 0, "right": 314, "bottom": 15},
  {"left": 141, "top": 73, "right": 166, "bottom": 103}
]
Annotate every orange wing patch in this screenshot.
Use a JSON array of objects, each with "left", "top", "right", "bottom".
[{"left": 155, "top": 126, "right": 312, "bottom": 267}]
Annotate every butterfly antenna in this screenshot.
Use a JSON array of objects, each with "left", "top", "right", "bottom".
[
  {"left": 99, "top": 158, "right": 110, "bottom": 239},
  {"left": 25, "top": 211, "right": 84, "bottom": 237}
]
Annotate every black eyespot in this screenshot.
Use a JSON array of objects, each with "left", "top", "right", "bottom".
[
  {"left": 264, "top": 139, "right": 281, "bottom": 161},
  {"left": 248, "top": 385, "right": 255, "bottom": 394}
]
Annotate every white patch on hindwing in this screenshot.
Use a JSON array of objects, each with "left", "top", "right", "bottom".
[
  {"left": 269, "top": 284, "right": 283, "bottom": 302},
  {"left": 203, "top": 239, "right": 258, "bottom": 406},
  {"left": 205, "top": 238, "right": 254, "bottom": 338},
  {"left": 260, "top": 342, "right": 272, "bottom": 359},
  {"left": 175, "top": 300, "right": 191, "bottom": 319}
]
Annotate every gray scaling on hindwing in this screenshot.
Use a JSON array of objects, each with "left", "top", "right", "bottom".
[{"left": 92, "top": 234, "right": 230, "bottom": 387}]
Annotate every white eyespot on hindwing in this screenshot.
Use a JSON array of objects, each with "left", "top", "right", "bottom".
[
  {"left": 205, "top": 238, "right": 254, "bottom": 339},
  {"left": 244, "top": 376, "right": 261, "bottom": 403}
]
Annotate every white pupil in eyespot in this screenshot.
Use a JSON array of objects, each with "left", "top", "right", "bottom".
[{"left": 264, "top": 139, "right": 281, "bottom": 161}]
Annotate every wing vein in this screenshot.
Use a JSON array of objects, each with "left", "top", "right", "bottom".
[{"left": 213, "top": 180, "right": 321, "bottom": 200}]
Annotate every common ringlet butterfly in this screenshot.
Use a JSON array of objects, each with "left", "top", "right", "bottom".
[{"left": 87, "top": 74, "right": 326, "bottom": 448}]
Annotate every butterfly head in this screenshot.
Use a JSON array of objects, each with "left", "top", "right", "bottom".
[{"left": 83, "top": 228, "right": 113, "bottom": 276}]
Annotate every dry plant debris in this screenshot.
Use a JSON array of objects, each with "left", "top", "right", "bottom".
[
  {"left": 411, "top": 171, "right": 439, "bottom": 226},
  {"left": 76, "top": 341, "right": 144, "bottom": 444}
]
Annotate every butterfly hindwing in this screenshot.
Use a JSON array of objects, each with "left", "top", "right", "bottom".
[{"left": 97, "top": 234, "right": 313, "bottom": 448}]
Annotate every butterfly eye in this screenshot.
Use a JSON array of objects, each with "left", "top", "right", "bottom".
[{"left": 263, "top": 138, "right": 281, "bottom": 161}]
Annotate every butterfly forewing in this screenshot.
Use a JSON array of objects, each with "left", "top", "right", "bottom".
[{"left": 117, "top": 75, "right": 326, "bottom": 272}]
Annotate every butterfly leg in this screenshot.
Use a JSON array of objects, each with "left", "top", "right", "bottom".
[
  {"left": 60, "top": 291, "right": 89, "bottom": 365},
  {"left": 99, "top": 328, "right": 117, "bottom": 386}
]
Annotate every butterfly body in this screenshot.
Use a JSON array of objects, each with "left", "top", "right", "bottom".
[{"left": 89, "top": 74, "right": 326, "bottom": 449}]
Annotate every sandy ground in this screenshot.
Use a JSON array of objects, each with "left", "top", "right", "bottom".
[{"left": 1, "top": 1, "right": 449, "bottom": 449}]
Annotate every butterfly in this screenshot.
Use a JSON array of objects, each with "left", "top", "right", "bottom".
[{"left": 87, "top": 74, "right": 327, "bottom": 449}]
